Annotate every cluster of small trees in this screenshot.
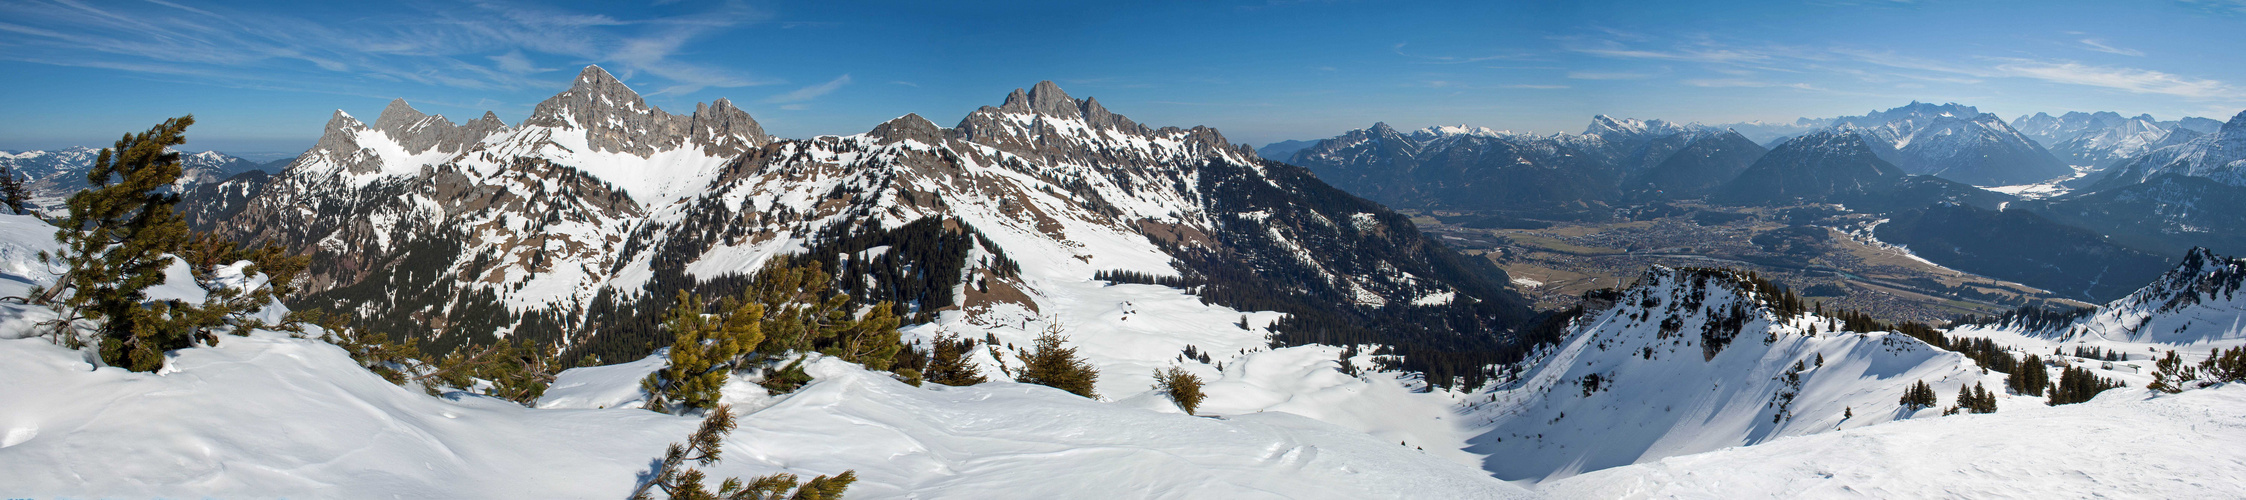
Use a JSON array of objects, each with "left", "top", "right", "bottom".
[
  {"left": 2046, "top": 365, "right": 2122, "bottom": 405},
  {"left": 1898, "top": 380, "right": 1940, "bottom": 411},
  {"left": 1944, "top": 383, "right": 1997, "bottom": 415},
  {"left": 640, "top": 263, "right": 904, "bottom": 414},
  {"left": 2006, "top": 354, "right": 2049, "bottom": 396}
]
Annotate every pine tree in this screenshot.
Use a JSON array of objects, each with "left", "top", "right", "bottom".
[
  {"left": 923, "top": 332, "right": 987, "bottom": 386},
  {"left": 1153, "top": 366, "right": 1206, "bottom": 415},
  {"left": 2006, "top": 354, "right": 2048, "bottom": 396},
  {"left": 2149, "top": 350, "right": 2197, "bottom": 393},
  {"left": 644, "top": 292, "right": 765, "bottom": 413},
  {"left": 1014, "top": 322, "right": 1100, "bottom": 399},
  {"left": 0, "top": 163, "right": 28, "bottom": 215},
  {"left": 631, "top": 405, "right": 857, "bottom": 500},
  {"left": 26, "top": 116, "right": 218, "bottom": 372}
]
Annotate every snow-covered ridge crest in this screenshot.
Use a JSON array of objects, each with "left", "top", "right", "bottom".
[
  {"left": 1468, "top": 265, "right": 1986, "bottom": 481},
  {"left": 2000, "top": 247, "right": 2246, "bottom": 344}
]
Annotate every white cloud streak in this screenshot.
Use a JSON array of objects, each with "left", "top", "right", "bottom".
[
  {"left": 763, "top": 74, "right": 853, "bottom": 104},
  {"left": 2078, "top": 38, "right": 2145, "bottom": 56}
]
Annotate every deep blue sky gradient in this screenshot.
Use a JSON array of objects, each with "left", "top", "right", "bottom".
[{"left": 2, "top": 0, "right": 2242, "bottom": 155}]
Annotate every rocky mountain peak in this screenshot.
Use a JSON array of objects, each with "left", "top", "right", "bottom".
[
  {"left": 372, "top": 99, "right": 429, "bottom": 131},
  {"left": 1025, "top": 80, "right": 1081, "bottom": 119},
  {"left": 869, "top": 113, "right": 944, "bottom": 145},
  {"left": 521, "top": 65, "right": 766, "bottom": 158}
]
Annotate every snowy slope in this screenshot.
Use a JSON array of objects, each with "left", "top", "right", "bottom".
[
  {"left": 1543, "top": 386, "right": 2246, "bottom": 499},
  {"left": 0, "top": 329, "right": 1528, "bottom": 499},
  {"left": 1466, "top": 267, "right": 1989, "bottom": 482}
]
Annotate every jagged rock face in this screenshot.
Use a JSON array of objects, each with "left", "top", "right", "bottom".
[
  {"left": 0, "top": 147, "right": 266, "bottom": 205},
  {"left": 1830, "top": 102, "right": 2071, "bottom": 186},
  {"left": 2095, "top": 110, "right": 2246, "bottom": 189},
  {"left": 522, "top": 67, "right": 767, "bottom": 160},
  {"left": 209, "top": 69, "right": 1529, "bottom": 365}
]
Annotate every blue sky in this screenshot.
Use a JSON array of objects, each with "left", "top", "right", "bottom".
[{"left": 2, "top": 0, "right": 2243, "bottom": 156}]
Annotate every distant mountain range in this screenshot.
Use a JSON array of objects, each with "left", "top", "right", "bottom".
[
  {"left": 0, "top": 147, "right": 278, "bottom": 205},
  {"left": 2013, "top": 111, "right": 2223, "bottom": 170}
]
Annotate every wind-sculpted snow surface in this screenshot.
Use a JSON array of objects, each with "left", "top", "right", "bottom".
[
  {"left": 0, "top": 330, "right": 1529, "bottom": 499},
  {"left": 1466, "top": 267, "right": 1988, "bottom": 481},
  {"left": 1544, "top": 386, "right": 2246, "bottom": 499}
]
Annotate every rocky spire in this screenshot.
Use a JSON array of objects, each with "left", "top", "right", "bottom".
[
  {"left": 1025, "top": 81, "right": 1082, "bottom": 119},
  {"left": 689, "top": 98, "right": 769, "bottom": 157},
  {"left": 372, "top": 98, "right": 430, "bottom": 135},
  {"left": 516, "top": 65, "right": 769, "bottom": 157}
]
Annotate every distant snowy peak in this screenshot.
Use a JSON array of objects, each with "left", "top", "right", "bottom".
[
  {"left": 2097, "top": 110, "right": 2246, "bottom": 188},
  {"left": 1825, "top": 102, "right": 2069, "bottom": 186},
  {"left": 2014, "top": 110, "right": 2221, "bottom": 144},
  {"left": 1584, "top": 114, "right": 1706, "bottom": 141},
  {"left": 1412, "top": 124, "right": 1509, "bottom": 139}
]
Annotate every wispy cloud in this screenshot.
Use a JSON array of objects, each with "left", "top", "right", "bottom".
[
  {"left": 1682, "top": 79, "right": 1819, "bottom": 90},
  {"left": 2078, "top": 38, "right": 2144, "bottom": 56},
  {"left": 1990, "top": 59, "right": 2235, "bottom": 98},
  {"left": 2176, "top": 0, "right": 2246, "bottom": 15},
  {"left": 1566, "top": 39, "right": 1772, "bottom": 65},
  {"left": 1567, "top": 71, "right": 1654, "bottom": 80},
  {"left": 0, "top": 0, "right": 775, "bottom": 99},
  {"left": 763, "top": 74, "right": 853, "bottom": 105},
  {"left": 1502, "top": 84, "right": 1570, "bottom": 89}
]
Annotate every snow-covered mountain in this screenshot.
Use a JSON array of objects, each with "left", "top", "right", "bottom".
[
  {"left": 0, "top": 147, "right": 266, "bottom": 205},
  {"left": 205, "top": 65, "right": 1537, "bottom": 392},
  {"left": 2093, "top": 110, "right": 2246, "bottom": 188},
  {"left": 1829, "top": 102, "right": 2071, "bottom": 186},
  {"left": 1466, "top": 266, "right": 1991, "bottom": 481},
  {"left": 2012, "top": 111, "right": 2218, "bottom": 169},
  {"left": 1968, "top": 247, "right": 2246, "bottom": 345}
]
